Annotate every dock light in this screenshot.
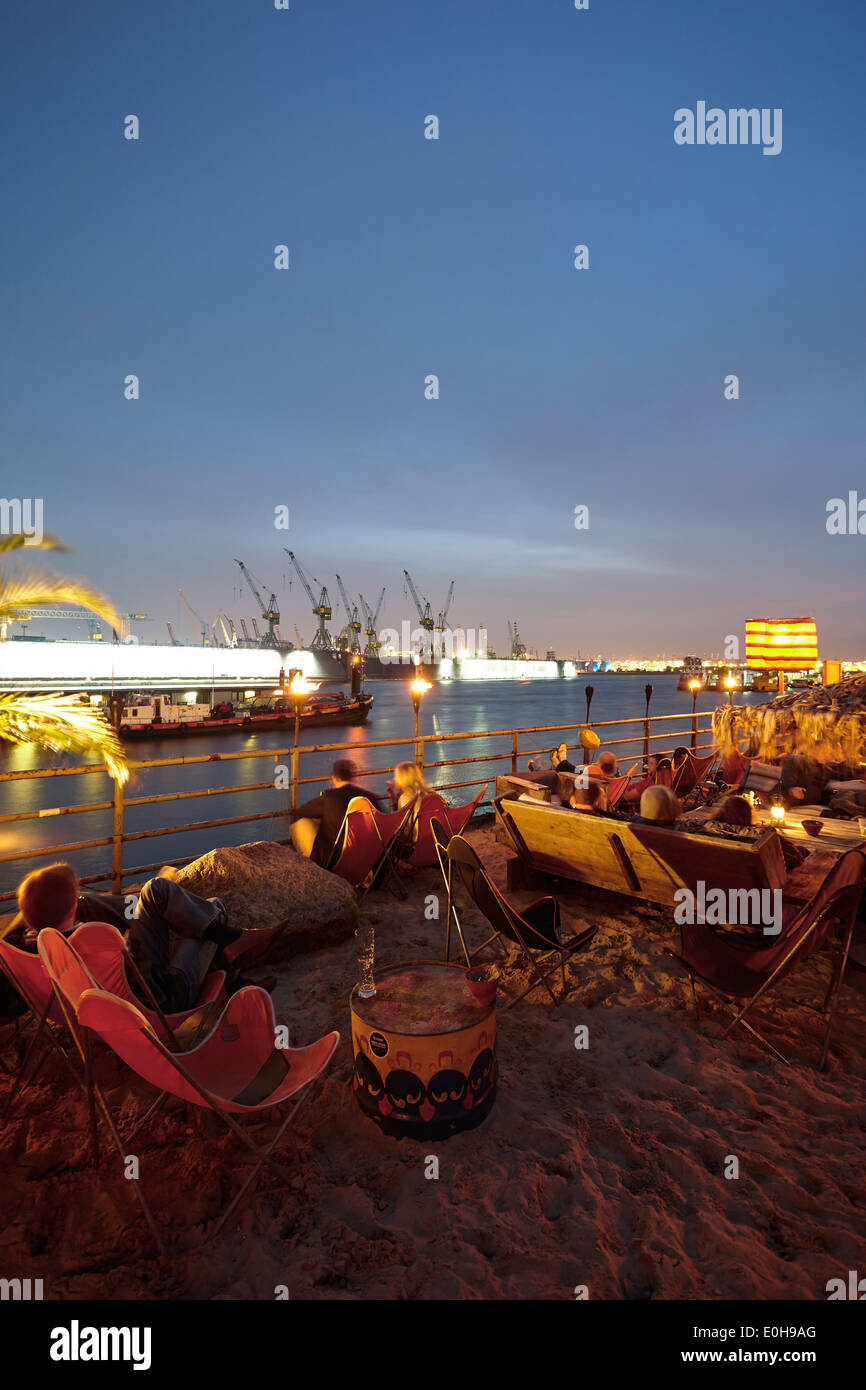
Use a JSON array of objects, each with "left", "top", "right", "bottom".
[
  {"left": 688, "top": 678, "right": 702, "bottom": 751},
  {"left": 723, "top": 672, "right": 737, "bottom": 706},
  {"left": 770, "top": 799, "right": 786, "bottom": 825}
]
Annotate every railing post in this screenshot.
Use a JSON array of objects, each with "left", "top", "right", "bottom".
[
  {"left": 643, "top": 683, "right": 653, "bottom": 766},
  {"left": 111, "top": 778, "right": 124, "bottom": 893},
  {"left": 511, "top": 730, "right": 518, "bottom": 774},
  {"left": 415, "top": 734, "right": 424, "bottom": 770},
  {"left": 290, "top": 745, "right": 299, "bottom": 810},
  {"left": 583, "top": 684, "right": 594, "bottom": 765}
]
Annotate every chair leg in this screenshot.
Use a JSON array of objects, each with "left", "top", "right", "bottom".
[{"left": 819, "top": 913, "right": 856, "bottom": 1071}]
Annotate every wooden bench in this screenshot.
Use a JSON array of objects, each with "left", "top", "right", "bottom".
[{"left": 494, "top": 797, "right": 787, "bottom": 908}]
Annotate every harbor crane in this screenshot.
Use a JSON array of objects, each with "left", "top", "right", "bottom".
[
  {"left": 284, "top": 550, "right": 332, "bottom": 650},
  {"left": 0, "top": 607, "right": 104, "bottom": 641},
  {"left": 178, "top": 590, "right": 211, "bottom": 646},
  {"left": 435, "top": 580, "right": 455, "bottom": 633},
  {"left": 239, "top": 618, "right": 252, "bottom": 645},
  {"left": 118, "top": 614, "right": 150, "bottom": 642},
  {"left": 233, "top": 560, "right": 280, "bottom": 647},
  {"left": 335, "top": 575, "right": 362, "bottom": 654},
  {"left": 359, "top": 588, "right": 385, "bottom": 657},
  {"left": 166, "top": 622, "right": 180, "bottom": 646},
  {"left": 293, "top": 624, "right": 305, "bottom": 649},
  {"left": 403, "top": 569, "right": 434, "bottom": 635},
  {"left": 507, "top": 620, "right": 526, "bottom": 660}
]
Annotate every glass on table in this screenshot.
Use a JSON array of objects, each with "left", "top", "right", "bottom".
[{"left": 355, "top": 926, "right": 376, "bottom": 998}]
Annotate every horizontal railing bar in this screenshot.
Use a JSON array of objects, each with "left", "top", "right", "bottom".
[
  {"left": 0, "top": 711, "right": 716, "bottom": 784},
  {"left": 0, "top": 800, "right": 115, "bottom": 825},
  {"left": 119, "top": 810, "right": 282, "bottom": 844},
  {"left": 0, "top": 836, "right": 114, "bottom": 865}
]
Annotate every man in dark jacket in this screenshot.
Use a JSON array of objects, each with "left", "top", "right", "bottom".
[
  {"left": 289, "top": 758, "right": 383, "bottom": 866},
  {"left": 1, "top": 862, "right": 253, "bottom": 1015}
]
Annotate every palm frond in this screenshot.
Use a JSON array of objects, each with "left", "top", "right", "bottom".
[
  {"left": 0, "top": 568, "right": 119, "bottom": 628},
  {"left": 0, "top": 694, "right": 129, "bottom": 784},
  {"left": 0, "top": 533, "right": 67, "bottom": 554}
]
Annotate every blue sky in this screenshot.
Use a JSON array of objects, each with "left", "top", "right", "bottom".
[{"left": 2, "top": 0, "right": 864, "bottom": 658}]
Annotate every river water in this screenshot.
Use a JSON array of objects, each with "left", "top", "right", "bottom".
[{"left": 0, "top": 673, "right": 771, "bottom": 898}]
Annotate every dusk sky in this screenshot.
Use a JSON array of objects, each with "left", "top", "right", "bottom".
[{"left": 2, "top": 0, "right": 865, "bottom": 659}]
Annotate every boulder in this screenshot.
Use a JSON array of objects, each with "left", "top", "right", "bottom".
[{"left": 174, "top": 841, "right": 358, "bottom": 963}]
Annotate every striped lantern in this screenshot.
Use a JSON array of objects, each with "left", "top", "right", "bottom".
[{"left": 745, "top": 617, "right": 818, "bottom": 672}]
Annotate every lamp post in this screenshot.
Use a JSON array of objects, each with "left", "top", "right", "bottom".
[
  {"left": 583, "top": 684, "right": 594, "bottom": 766},
  {"left": 688, "top": 677, "right": 702, "bottom": 752},
  {"left": 289, "top": 672, "right": 312, "bottom": 809},
  {"left": 723, "top": 671, "right": 737, "bottom": 706},
  {"left": 410, "top": 677, "right": 432, "bottom": 768},
  {"left": 643, "top": 683, "right": 653, "bottom": 766}
]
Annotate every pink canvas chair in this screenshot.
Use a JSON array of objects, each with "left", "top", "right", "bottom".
[
  {"left": 407, "top": 793, "right": 451, "bottom": 869},
  {"left": 69, "top": 921, "right": 226, "bottom": 1047},
  {"left": 603, "top": 765, "right": 639, "bottom": 809},
  {"left": 78, "top": 983, "right": 339, "bottom": 1245},
  {"left": 0, "top": 938, "right": 77, "bottom": 1112},
  {"left": 442, "top": 784, "right": 488, "bottom": 837},
  {"left": 328, "top": 801, "right": 415, "bottom": 899}
]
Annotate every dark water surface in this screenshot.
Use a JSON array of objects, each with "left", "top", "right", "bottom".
[{"left": 0, "top": 673, "right": 770, "bottom": 898}]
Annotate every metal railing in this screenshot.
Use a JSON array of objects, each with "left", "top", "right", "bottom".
[{"left": 0, "top": 708, "right": 716, "bottom": 902}]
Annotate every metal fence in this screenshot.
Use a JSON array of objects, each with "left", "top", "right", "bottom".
[{"left": 0, "top": 708, "right": 716, "bottom": 902}]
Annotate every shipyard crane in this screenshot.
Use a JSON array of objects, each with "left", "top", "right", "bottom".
[
  {"left": 403, "top": 570, "right": 434, "bottom": 634},
  {"left": 233, "top": 560, "right": 280, "bottom": 647},
  {"left": 217, "top": 614, "right": 238, "bottom": 648},
  {"left": 0, "top": 607, "right": 104, "bottom": 641},
  {"left": 284, "top": 550, "right": 332, "bottom": 650},
  {"left": 435, "top": 580, "right": 455, "bottom": 633},
  {"left": 335, "top": 575, "right": 362, "bottom": 654},
  {"left": 294, "top": 624, "right": 306, "bottom": 649},
  {"left": 251, "top": 618, "right": 261, "bottom": 642},
  {"left": 239, "top": 618, "right": 252, "bottom": 645},
  {"left": 507, "top": 620, "right": 526, "bottom": 660},
  {"left": 118, "top": 614, "right": 150, "bottom": 642},
  {"left": 166, "top": 622, "right": 180, "bottom": 646},
  {"left": 359, "top": 588, "right": 385, "bottom": 657},
  {"left": 178, "top": 590, "right": 211, "bottom": 646}
]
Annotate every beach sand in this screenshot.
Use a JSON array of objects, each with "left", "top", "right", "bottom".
[{"left": 1, "top": 822, "right": 865, "bottom": 1301}]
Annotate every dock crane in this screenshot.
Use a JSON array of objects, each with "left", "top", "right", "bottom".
[
  {"left": 359, "top": 588, "right": 385, "bottom": 657},
  {"left": 284, "top": 550, "right": 332, "bottom": 650},
  {"left": 178, "top": 590, "right": 210, "bottom": 646},
  {"left": 335, "top": 575, "right": 362, "bottom": 654},
  {"left": 233, "top": 560, "right": 280, "bottom": 647},
  {"left": 403, "top": 570, "right": 434, "bottom": 635},
  {"left": 435, "top": 580, "right": 455, "bottom": 634},
  {"left": 217, "top": 614, "right": 238, "bottom": 648},
  {"left": 166, "top": 622, "right": 180, "bottom": 646},
  {"left": 507, "top": 620, "right": 526, "bottom": 660}
]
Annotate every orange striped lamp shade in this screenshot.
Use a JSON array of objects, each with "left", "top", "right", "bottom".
[{"left": 745, "top": 618, "right": 818, "bottom": 671}]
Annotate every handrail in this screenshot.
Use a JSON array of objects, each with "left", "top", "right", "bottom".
[{"left": 0, "top": 707, "right": 717, "bottom": 900}]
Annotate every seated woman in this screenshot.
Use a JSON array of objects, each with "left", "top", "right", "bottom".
[
  {"left": 709, "top": 794, "right": 753, "bottom": 826},
  {"left": 633, "top": 784, "right": 681, "bottom": 826},
  {"left": 585, "top": 750, "right": 618, "bottom": 780},
  {"left": 387, "top": 761, "right": 431, "bottom": 810}
]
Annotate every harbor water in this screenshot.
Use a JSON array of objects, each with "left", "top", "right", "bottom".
[{"left": 0, "top": 674, "right": 771, "bottom": 899}]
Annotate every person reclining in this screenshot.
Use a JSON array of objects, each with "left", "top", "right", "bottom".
[
  {"left": 568, "top": 782, "right": 605, "bottom": 813},
  {"left": 4, "top": 861, "right": 256, "bottom": 1013},
  {"left": 586, "top": 750, "right": 618, "bottom": 780},
  {"left": 633, "top": 784, "right": 681, "bottom": 826}
]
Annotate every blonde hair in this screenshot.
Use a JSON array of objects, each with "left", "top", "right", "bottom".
[
  {"left": 393, "top": 762, "right": 431, "bottom": 797},
  {"left": 639, "top": 785, "right": 680, "bottom": 825}
]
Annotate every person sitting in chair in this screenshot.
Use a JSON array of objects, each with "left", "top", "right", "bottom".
[
  {"left": 569, "top": 782, "right": 605, "bottom": 813},
  {"left": 3, "top": 861, "right": 259, "bottom": 1014},
  {"left": 289, "top": 758, "right": 384, "bottom": 866},
  {"left": 634, "top": 785, "right": 681, "bottom": 826}
]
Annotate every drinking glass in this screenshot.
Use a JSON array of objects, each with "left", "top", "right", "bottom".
[{"left": 355, "top": 926, "right": 376, "bottom": 998}]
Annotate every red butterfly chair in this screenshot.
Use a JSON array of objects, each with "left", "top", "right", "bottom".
[
  {"left": 78, "top": 983, "right": 339, "bottom": 1245},
  {"left": 0, "top": 938, "right": 77, "bottom": 1112},
  {"left": 442, "top": 785, "right": 488, "bottom": 837},
  {"left": 669, "top": 847, "right": 866, "bottom": 1069},
  {"left": 328, "top": 801, "right": 416, "bottom": 900}
]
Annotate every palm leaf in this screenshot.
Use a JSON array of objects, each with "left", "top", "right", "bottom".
[
  {"left": 0, "top": 568, "right": 119, "bottom": 628},
  {"left": 0, "top": 534, "right": 67, "bottom": 554},
  {"left": 0, "top": 693, "right": 129, "bottom": 784}
]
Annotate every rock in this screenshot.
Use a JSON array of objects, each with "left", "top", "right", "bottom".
[{"left": 174, "top": 841, "right": 358, "bottom": 963}]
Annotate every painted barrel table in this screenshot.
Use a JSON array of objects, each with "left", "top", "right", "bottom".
[{"left": 351, "top": 961, "right": 497, "bottom": 1140}]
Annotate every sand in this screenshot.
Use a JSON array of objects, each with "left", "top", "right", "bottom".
[{"left": 1, "top": 822, "right": 865, "bottom": 1301}]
